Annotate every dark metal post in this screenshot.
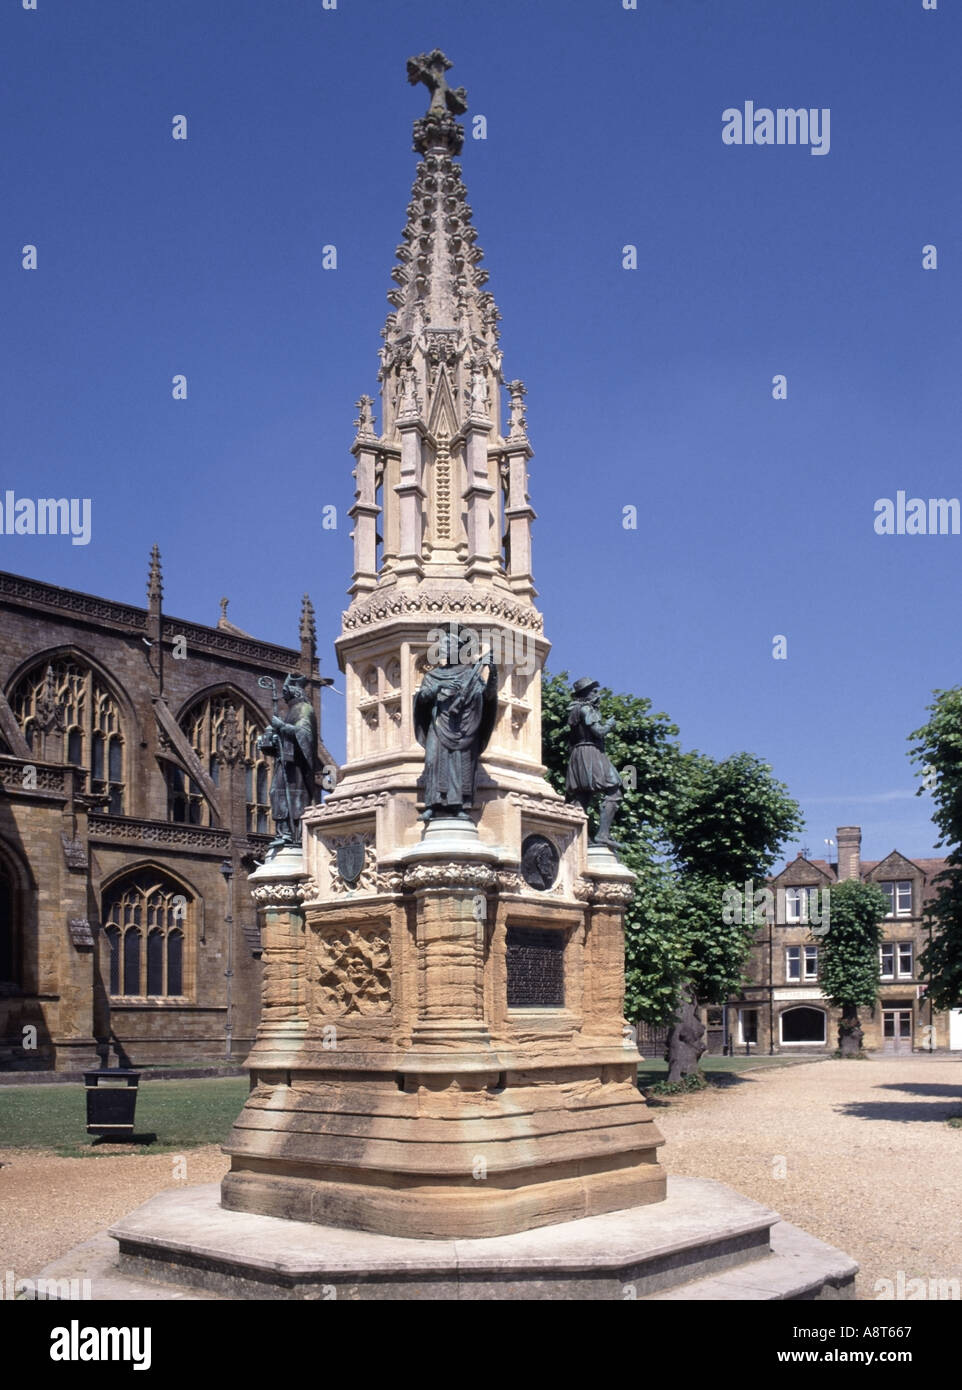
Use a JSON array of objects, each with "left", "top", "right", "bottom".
[
  {"left": 769, "top": 906, "right": 775, "bottom": 1054},
  {"left": 220, "top": 859, "right": 234, "bottom": 1060}
]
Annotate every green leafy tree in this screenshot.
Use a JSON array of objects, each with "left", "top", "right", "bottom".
[
  {"left": 816, "top": 879, "right": 888, "bottom": 1055},
  {"left": 541, "top": 673, "right": 802, "bottom": 1080},
  {"left": 661, "top": 751, "right": 802, "bottom": 1079},
  {"left": 909, "top": 689, "right": 962, "bottom": 1012}
]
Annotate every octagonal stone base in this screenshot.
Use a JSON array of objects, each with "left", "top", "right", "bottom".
[{"left": 26, "top": 1176, "right": 858, "bottom": 1302}]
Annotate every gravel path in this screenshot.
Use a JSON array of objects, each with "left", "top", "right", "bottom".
[
  {"left": 0, "top": 1145, "right": 229, "bottom": 1276},
  {"left": 1, "top": 1058, "right": 959, "bottom": 1299},
  {"left": 652, "top": 1057, "right": 962, "bottom": 1299}
]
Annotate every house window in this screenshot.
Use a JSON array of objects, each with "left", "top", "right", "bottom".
[
  {"left": 897, "top": 942, "right": 914, "bottom": 978},
  {"left": 10, "top": 659, "right": 126, "bottom": 813},
  {"left": 880, "top": 944, "right": 895, "bottom": 979},
  {"left": 786, "top": 945, "right": 819, "bottom": 982},
  {"left": 738, "top": 1009, "right": 758, "bottom": 1045},
  {"left": 171, "top": 693, "right": 271, "bottom": 833},
  {"left": 102, "top": 872, "right": 190, "bottom": 1000},
  {"left": 881, "top": 880, "right": 912, "bottom": 917},
  {"left": 784, "top": 886, "right": 820, "bottom": 923},
  {"left": 780, "top": 1007, "right": 826, "bottom": 1045}
]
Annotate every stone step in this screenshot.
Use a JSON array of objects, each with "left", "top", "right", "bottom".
[
  {"left": 644, "top": 1220, "right": 858, "bottom": 1301},
  {"left": 16, "top": 1233, "right": 220, "bottom": 1301}
]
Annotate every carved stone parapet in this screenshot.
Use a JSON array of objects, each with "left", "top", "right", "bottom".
[
  {"left": 342, "top": 587, "right": 543, "bottom": 632},
  {"left": 87, "top": 813, "right": 232, "bottom": 852}
]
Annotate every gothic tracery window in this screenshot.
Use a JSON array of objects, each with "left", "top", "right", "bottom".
[
  {"left": 168, "top": 693, "right": 270, "bottom": 833},
  {"left": 101, "top": 871, "right": 189, "bottom": 1000},
  {"left": 10, "top": 659, "right": 126, "bottom": 814}
]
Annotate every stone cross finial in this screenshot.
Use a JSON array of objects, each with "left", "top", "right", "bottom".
[{"left": 406, "top": 49, "right": 467, "bottom": 117}]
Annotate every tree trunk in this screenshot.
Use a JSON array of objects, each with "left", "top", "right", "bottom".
[
  {"left": 665, "top": 983, "right": 707, "bottom": 1082},
  {"left": 838, "top": 1003, "right": 863, "bottom": 1057}
]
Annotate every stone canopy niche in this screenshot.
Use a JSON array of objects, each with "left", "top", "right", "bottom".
[{"left": 219, "top": 51, "right": 665, "bottom": 1241}]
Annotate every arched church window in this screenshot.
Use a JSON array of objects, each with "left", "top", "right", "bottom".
[
  {"left": 9, "top": 660, "right": 126, "bottom": 814},
  {"left": 170, "top": 693, "right": 270, "bottom": 833},
  {"left": 102, "top": 872, "right": 191, "bottom": 1000}
]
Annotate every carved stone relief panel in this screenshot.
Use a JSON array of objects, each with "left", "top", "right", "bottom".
[{"left": 311, "top": 921, "right": 391, "bottom": 1018}]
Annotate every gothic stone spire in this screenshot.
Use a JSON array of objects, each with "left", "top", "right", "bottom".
[
  {"left": 376, "top": 50, "right": 503, "bottom": 445},
  {"left": 146, "top": 543, "right": 163, "bottom": 693},
  {"left": 346, "top": 51, "right": 536, "bottom": 607},
  {"left": 147, "top": 544, "right": 163, "bottom": 607},
  {"left": 299, "top": 593, "right": 317, "bottom": 657}
]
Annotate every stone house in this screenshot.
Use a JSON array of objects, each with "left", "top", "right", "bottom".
[
  {"left": 716, "top": 826, "right": 962, "bottom": 1055},
  {"left": 0, "top": 554, "right": 333, "bottom": 1070}
]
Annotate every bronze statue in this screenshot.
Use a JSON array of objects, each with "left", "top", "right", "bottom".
[
  {"left": 414, "top": 631, "right": 498, "bottom": 821},
  {"left": 565, "top": 677, "right": 623, "bottom": 850},
  {"left": 257, "top": 673, "right": 318, "bottom": 851}
]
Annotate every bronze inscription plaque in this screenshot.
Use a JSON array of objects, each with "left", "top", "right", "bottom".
[{"left": 506, "top": 925, "right": 565, "bottom": 1008}]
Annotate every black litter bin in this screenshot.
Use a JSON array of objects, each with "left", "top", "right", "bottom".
[{"left": 83, "top": 1069, "right": 141, "bottom": 1138}]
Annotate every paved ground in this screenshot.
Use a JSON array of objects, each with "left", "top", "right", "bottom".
[
  {"left": 653, "top": 1056, "right": 962, "bottom": 1299},
  {"left": 1, "top": 1057, "right": 959, "bottom": 1299}
]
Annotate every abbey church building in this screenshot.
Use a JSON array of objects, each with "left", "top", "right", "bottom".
[{"left": 0, "top": 555, "right": 332, "bottom": 1071}]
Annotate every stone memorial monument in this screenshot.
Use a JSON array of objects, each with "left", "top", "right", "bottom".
[
  {"left": 217, "top": 49, "right": 665, "bottom": 1240},
  {"left": 39, "top": 51, "right": 856, "bottom": 1299}
]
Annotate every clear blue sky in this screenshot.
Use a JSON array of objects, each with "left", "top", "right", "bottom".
[{"left": 3, "top": 0, "right": 959, "bottom": 864}]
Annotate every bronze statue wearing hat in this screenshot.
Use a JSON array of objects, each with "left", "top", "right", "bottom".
[
  {"left": 565, "top": 677, "right": 623, "bottom": 850},
  {"left": 257, "top": 672, "right": 318, "bottom": 850}
]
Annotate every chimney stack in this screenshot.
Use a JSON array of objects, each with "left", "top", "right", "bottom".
[{"left": 836, "top": 826, "right": 861, "bottom": 881}]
